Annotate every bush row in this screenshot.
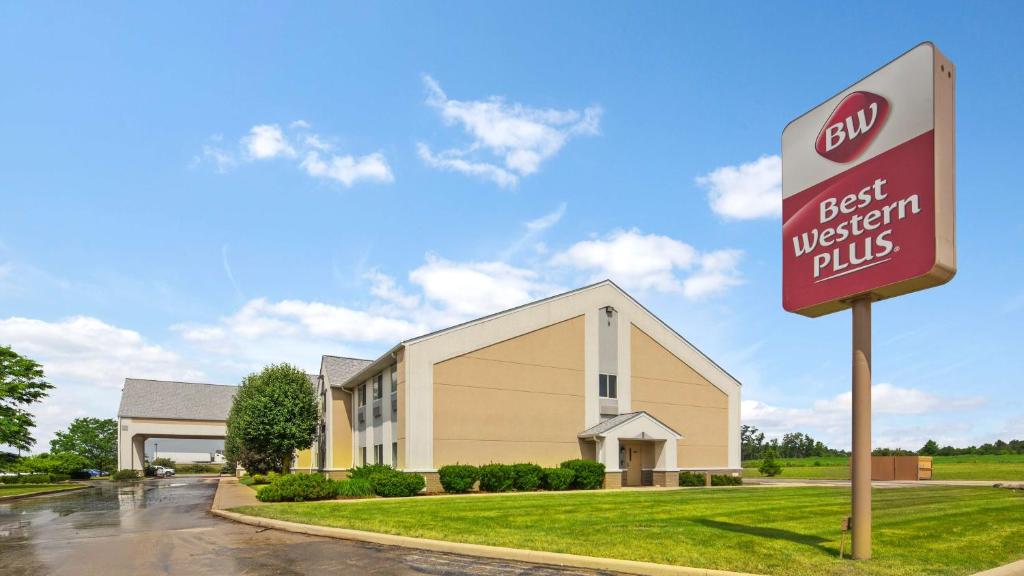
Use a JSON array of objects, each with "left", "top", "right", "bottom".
[
  {"left": 437, "top": 460, "right": 605, "bottom": 494},
  {"left": 1, "top": 473, "right": 71, "bottom": 484},
  {"left": 678, "top": 471, "right": 743, "bottom": 486},
  {"left": 111, "top": 469, "right": 140, "bottom": 481},
  {"left": 254, "top": 467, "right": 426, "bottom": 502}
]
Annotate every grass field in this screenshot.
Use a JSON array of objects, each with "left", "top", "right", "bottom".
[
  {"left": 742, "top": 454, "right": 1024, "bottom": 480},
  {"left": 0, "top": 483, "right": 85, "bottom": 499},
  {"left": 233, "top": 485, "right": 1024, "bottom": 576}
]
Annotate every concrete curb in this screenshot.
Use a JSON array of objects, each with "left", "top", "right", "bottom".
[
  {"left": 211, "top": 506, "right": 764, "bottom": 576},
  {"left": 0, "top": 484, "right": 91, "bottom": 502},
  {"left": 972, "top": 560, "right": 1024, "bottom": 576}
]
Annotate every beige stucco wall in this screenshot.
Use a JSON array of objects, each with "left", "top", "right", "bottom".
[
  {"left": 630, "top": 324, "right": 729, "bottom": 468},
  {"left": 330, "top": 387, "right": 353, "bottom": 469},
  {"left": 294, "top": 448, "right": 312, "bottom": 469},
  {"left": 432, "top": 315, "right": 586, "bottom": 467}
]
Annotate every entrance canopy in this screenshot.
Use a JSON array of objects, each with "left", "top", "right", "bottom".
[
  {"left": 116, "top": 379, "right": 237, "bottom": 470},
  {"left": 578, "top": 411, "right": 682, "bottom": 473}
]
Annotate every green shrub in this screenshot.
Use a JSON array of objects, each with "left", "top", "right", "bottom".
[
  {"left": 758, "top": 448, "right": 783, "bottom": 477},
  {"left": 679, "top": 471, "right": 706, "bottom": 486},
  {"left": 542, "top": 467, "right": 575, "bottom": 490},
  {"left": 369, "top": 469, "right": 425, "bottom": 497},
  {"left": 220, "top": 463, "right": 236, "bottom": 475},
  {"left": 255, "top": 473, "right": 338, "bottom": 502},
  {"left": 111, "top": 469, "right": 140, "bottom": 481},
  {"left": 250, "top": 474, "right": 270, "bottom": 485},
  {"left": 239, "top": 474, "right": 255, "bottom": 486},
  {"left": 151, "top": 457, "right": 175, "bottom": 468},
  {"left": 511, "top": 463, "right": 544, "bottom": 491},
  {"left": 348, "top": 464, "right": 394, "bottom": 481},
  {"left": 559, "top": 459, "right": 605, "bottom": 489},
  {"left": 710, "top": 474, "right": 743, "bottom": 486},
  {"left": 1, "top": 473, "right": 52, "bottom": 484},
  {"left": 438, "top": 464, "right": 479, "bottom": 493},
  {"left": 175, "top": 463, "right": 222, "bottom": 474},
  {"left": 335, "top": 477, "right": 374, "bottom": 498},
  {"left": 478, "top": 464, "right": 515, "bottom": 492}
]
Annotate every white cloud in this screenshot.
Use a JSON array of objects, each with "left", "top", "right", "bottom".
[
  {"left": 243, "top": 124, "right": 296, "bottom": 159},
  {"left": 364, "top": 269, "right": 421, "bottom": 310},
  {"left": 200, "top": 144, "right": 236, "bottom": 173},
  {"left": 419, "top": 76, "right": 601, "bottom": 186},
  {"left": 697, "top": 155, "right": 781, "bottom": 220},
  {"left": 410, "top": 255, "right": 559, "bottom": 320},
  {"left": 743, "top": 383, "right": 987, "bottom": 450},
  {"left": 177, "top": 298, "right": 424, "bottom": 347},
  {"left": 417, "top": 143, "right": 517, "bottom": 188},
  {"left": 0, "top": 315, "right": 204, "bottom": 450},
  {"left": 501, "top": 203, "right": 567, "bottom": 260},
  {"left": 301, "top": 151, "right": 394, "bottom": 187},
  {"left": 195, "top": 121, "right": 393, "bottom": 188},
  {"left": 550, "top": 229, "right": 742, "bottom": 298}
]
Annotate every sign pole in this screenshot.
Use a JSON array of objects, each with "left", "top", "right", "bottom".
[{"left": 851, "top": 296, "right": 872, "bottom": 560}]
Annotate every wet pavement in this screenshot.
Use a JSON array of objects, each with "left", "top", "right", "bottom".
[{"left": 0, "top": 476, "right": 612, "bottom": 576}]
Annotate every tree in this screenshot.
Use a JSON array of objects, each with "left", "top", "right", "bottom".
[
  {"left": 17, "top": 451, "right": 89, "bottom": 475},
  {"left": 0, "top": 345, "right": 54, "bottom": 451},
  {"left": 225, "top": 363, "right": 317, "bottom": 474},
  {"left": 50, "top": 417, "right": 117, "bottom": 473},
  {"left": 741, "top": 425, "right": 765, "bottom": 461},
  {"left": 758, "top": 447, "right": 783, "bottom": 477},
  {"left": 919, "top": 439, "right": 939, "bottom": 456},
  {"left": 151, "top": 457, "right": 175, "bottom": 468}
]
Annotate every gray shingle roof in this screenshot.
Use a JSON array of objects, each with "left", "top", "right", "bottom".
[
  {"left": 118, "top": 379, "right": 238, "bottom": 421},
  {"left": 321, "top": 356, "right": 373, "bottom": 387},
  {"left": 577, "top": 411, "right": 681, "bottom": 438}
]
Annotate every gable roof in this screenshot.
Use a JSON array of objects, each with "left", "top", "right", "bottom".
[
  {"left": 331, "top": 280, "right": 742, "bottom": 393},
  {"left": 578, "top": 411, "right": 682, "bottom": 439},
  {"left": 118, "top": 379, "right": 237, "bottom": 421},
  {"left": 321, "top": 355, "right": 374, "bottom": 387}
]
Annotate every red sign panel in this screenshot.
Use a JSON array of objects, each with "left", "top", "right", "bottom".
[{"left": 782, "top": 43, "right": 956, "bottom": 317}]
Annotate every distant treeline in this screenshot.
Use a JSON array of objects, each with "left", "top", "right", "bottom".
[
  {"left": 742, "top": 426, "right": 847, "bottom": 460},
  {"left": 876, "top": 438, "right": 1024, "bottom": 457},
  {"left": 742, "top": 425, "right": 1024, "bottom": 460}
]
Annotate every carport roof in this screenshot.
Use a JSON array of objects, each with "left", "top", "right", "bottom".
[{"left": 118, "top": 379, "right": 238, "bottom": 421}]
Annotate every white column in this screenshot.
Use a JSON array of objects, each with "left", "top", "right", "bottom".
[
  {"left": 131, "top": 435, "right": 146, "bottom": 470},
  {"left": 617, "top": 314, "right": 632, "bottom": 413}
]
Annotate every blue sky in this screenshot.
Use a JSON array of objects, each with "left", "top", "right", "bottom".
[{"left": 2, "top": 2, "right": 1022, "bottom": 453}]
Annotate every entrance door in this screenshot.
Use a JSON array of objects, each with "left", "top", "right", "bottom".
[{"left": 626, "top": 445, "right": 642, "bottom": 486}]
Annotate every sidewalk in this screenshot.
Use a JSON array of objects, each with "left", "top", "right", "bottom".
[{"left": 210, "top": 477, "right": 263, "bottom": 510}]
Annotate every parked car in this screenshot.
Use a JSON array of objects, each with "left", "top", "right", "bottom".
[{"left": 153, "top": 466, "right": 175, "bottom": 478}]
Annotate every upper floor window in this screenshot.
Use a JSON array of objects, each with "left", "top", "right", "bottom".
[
  {"left": 390, "top": 364, "right": 398, "bottom": 394},
  {"left": 373, "top": 374, "right": 383, "bottom": 400},
  {"left": 358, "top": 384, "right": 366, "bottom": 407},
  {"left": 599, "top": 373, "right": 617, "bottom": 399}
]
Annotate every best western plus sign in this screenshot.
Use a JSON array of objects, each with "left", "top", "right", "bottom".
[{"left": 782, "top": 43, "right": 956, "bottom": 317}]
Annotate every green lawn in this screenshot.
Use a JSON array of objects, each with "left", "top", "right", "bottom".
[
  {"left": 232, "top": 486, "right": 1024, "bottom": 576},
  {"left": 743, "top": 454, "right": 1024, "bottom": 480},
  {"left": 0, "top": 483, "right": 85, "bottom": 499}
]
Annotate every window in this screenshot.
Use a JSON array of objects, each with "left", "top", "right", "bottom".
[
  {"left": 373, "top": 374, "right": 383, "bottom": 400},
  {"left": 391, "top": 442, "right": 398, "bottom": 466},
  {"left": 360, "top": 447, "right": 367, "bottom": 466},
  {"left": 390, "top": 364, "right": 398, "bottom": 394},
  {"left": 374, "top": 444, "right": 383, "bottom": 465},
  {"left": 599, "top": 373, "right": 617, "bottom": 398},
  {"left": 358, "top": 384, "right": 366, "bottom": 407}
]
